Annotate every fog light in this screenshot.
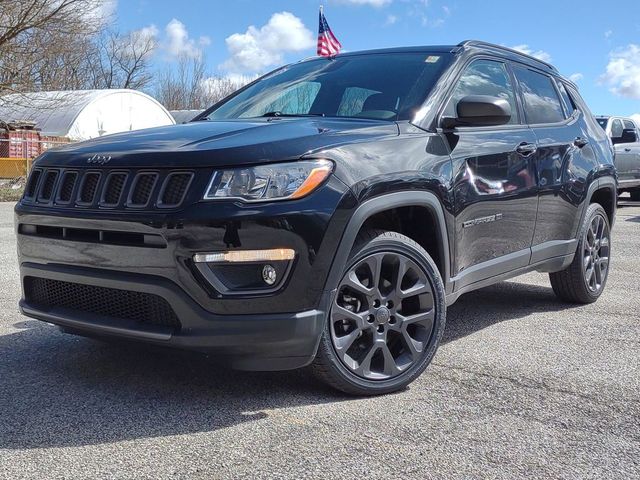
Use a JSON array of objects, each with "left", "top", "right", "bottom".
[
  {"left": 262, "top": 264, "right": 277, "bottom": 285},
  {"left": 191, "top": 249, "right": 294, "bottom": 295},
  {"left": 193, "top": 248, "right": 295, "bottom": 263}
]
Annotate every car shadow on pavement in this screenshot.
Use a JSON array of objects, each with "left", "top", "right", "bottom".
[
  {"left": 442, "top": 280, "right": 581, "bottom": 345},
  {"left": 0, "top": 280, "right": 580, "bottom": 450}
]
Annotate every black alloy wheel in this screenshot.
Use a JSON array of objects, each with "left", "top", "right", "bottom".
[
  {"left": 550, "top": 203, "right": 612, "bottom": 304},
  {"left": 312, "top": 230, "right": 446, "bottom": 395}
]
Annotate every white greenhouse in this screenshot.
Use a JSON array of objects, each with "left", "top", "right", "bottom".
[{"left": 0, "top": 89, "right": 175, "bottom": 141}]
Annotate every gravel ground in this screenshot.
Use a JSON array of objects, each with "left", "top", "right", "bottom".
[{"left": 0, "top": 201, "right": 638, "bottom": 480}]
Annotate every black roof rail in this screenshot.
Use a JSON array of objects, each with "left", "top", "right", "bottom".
[{"left": 458, "top": 40, "right": 557, "bottom": 72}]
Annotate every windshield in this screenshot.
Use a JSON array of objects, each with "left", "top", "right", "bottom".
[
  {"left": 596, "top": 117, "right": 609, "bottom": 130},
  {"left": 204, "top": 52, "right": 453, "bottom": 122}
]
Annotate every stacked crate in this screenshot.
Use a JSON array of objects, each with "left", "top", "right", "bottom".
[
  {"left": 40, "top": 135, "right": 70, "bottom": 152},
  {"left": 0, "top": 123, "right": 70, "bottom": 178},
  {"left": 0, "top": 127, "right": 41, "bottom": 158}
]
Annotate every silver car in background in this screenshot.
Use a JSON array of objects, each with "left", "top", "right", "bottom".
[{"left": 597, "top": 115, "right": 640, "bottom": 199}]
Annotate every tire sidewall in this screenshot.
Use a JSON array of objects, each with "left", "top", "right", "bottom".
[
  {"left": 577, "top": 204, "right": 611, "bottom": 301},
  {"left": 319, "top": 232, "right": 446, "bottom": 395}
]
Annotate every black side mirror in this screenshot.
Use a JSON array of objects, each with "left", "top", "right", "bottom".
[
  {"left": 442, "top": 95, "right": 512, "bottom": 129},
  {"left": 613, "top": 128, "right": 638, "bottom": 145}
]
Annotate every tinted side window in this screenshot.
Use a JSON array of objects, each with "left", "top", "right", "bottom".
[
  {"left": 611, "top": 119, "right": 624, "bottom": 137},
  {"left": 444, "top": 59, "right": 518, "bottom": 124},
  {"left": 513, "top": 67, "right": 565, "bottom": 124},
  {"left": 623, "top": 119, "right": 636, "bottom": 130},
  {"left": 556, "top": 81, "right": 576, "bottom": 116}
]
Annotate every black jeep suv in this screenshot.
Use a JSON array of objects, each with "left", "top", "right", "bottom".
[{"left": 16, "top": 41, "right": 616, "bottom": 395}]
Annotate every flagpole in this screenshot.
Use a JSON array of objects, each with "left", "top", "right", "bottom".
[{"left": 320, "top": 4, "right": 323, "bottom": 15}]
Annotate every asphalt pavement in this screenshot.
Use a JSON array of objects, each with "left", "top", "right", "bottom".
[{"left": 0, "top": 201, "right": 638, "bottom": 479}]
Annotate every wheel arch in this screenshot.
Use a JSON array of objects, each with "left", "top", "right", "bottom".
[
  {"left": 587, "top": 176, "right": 617, "bottom": 227},
  {"left": 324, "top": 191, "right": 452, "bottom": 295}
]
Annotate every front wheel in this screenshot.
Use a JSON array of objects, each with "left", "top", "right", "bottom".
[
  {"left": 312, "top": 229, "right": 446, "bottom": 396},
  {"left": 549, "top": 203, "right": 611, "bottom": 304}
]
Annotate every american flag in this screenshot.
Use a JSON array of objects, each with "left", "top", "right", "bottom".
[{"left": 317, "top": 7, "right": 342, "bottom": 57}]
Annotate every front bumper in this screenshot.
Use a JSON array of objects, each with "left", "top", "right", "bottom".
[
  {"left": 15, "top": 178, "right": 353, "bottom": 369},
  {"left": 19, "top": 262, "right": 329, "bottom": 370}
]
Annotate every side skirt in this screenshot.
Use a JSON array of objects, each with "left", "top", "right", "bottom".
[{"left": 446, "top": 239, "right": 576, "bottom": 306}]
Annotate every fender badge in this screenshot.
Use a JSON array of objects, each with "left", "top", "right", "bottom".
[{"left": 463, "top": 213, "right": 503, "bottom": 229}]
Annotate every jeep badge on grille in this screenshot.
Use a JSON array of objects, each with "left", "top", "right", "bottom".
[{"left": 87, "top": 154, "right": 112, "bottom": 165}]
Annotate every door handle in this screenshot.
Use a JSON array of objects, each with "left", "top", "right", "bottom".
[
  {"left": 624, "top": 147, "right": 632, "bottom": 152},
  {"left": 516, "top": 142, "right": 537, "bottom": 156},
  {"left": 574, "top": 137, "right": 589, "bottom": 148}
]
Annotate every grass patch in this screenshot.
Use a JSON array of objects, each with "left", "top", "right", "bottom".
[{"left": 0, "top": 185, "right": 24, "bottom": 202}]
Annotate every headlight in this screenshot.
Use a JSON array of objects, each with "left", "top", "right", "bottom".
[{"left": 204, "top": 159, "right": 333, "bottom": 202}]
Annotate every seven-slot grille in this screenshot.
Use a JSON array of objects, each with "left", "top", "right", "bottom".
[{"left": 23, "top": 168, "right": 194, "bottom": 209}]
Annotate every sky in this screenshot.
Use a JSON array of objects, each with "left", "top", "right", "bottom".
[{"left": 113, "top": 0, "right": 640, "bottom": 121}]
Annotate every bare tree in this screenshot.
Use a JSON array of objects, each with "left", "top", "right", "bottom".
[
  {"left": 155, "top": 54, "right": 251, "bottom": 111},
  {"left": 202, "top": 76, "right": 251, "bottom": 105},
  {"left": 0, "top": 0, "right": 111, "bottom": 95},
  {"left": 0, "top": 0, "right": 246, "bottom": 114},
  {"left": 154, "top": 55, "right": 207, "bottom": 110},
  {"left": 87, "top": 29, "right": 156, "bottom": 90}
]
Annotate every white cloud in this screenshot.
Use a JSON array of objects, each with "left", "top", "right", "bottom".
[
  {"left": 569, "top": 73, "right": 584, "bottom": 82},
  {"left": 83, "top": 0, "right": 117, "bottom": 26},
  {"left": 335, "top": 0, "right": 392, "bottom": 6},
  {"left": 164, "top": 19, "right": 210, "bottom": 59},
  {"left": 407, "top": 0, "right": 448, "bottom": 28},
  {"left": 98, "top": 0, "right": 118, "bottom": 17},
  {"left": 385, "top": 14, "right": 398, "bottom": 25},
  {"left": 600, "top": 44, "right": 640, "bottom": 99},
  {"left": 221, "top": 12, "right": 315, "bottom": 73},
  {"left": 510, "top": 44, "right": 552, "bottom": 63},
  {"left": 631, "top": 114, "right": 640, "bottom": 125},
  {"left": 133, "top": 25, "right": 159, "bottom": 44},
  {"left": 605, "top": 30, "right": 613, "bottom": 38}
]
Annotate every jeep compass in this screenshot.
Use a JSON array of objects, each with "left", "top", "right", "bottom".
[{"left": 16, "top": 41, "right": 616, "bottom": 395}]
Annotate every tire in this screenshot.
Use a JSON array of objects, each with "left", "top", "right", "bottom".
[
  {"left": 312, "top": 229, "right": 446, "bottom": 396},
  {"left": 630, "top": 189, "right": 640, "bottom": 201},
  {"left": 549, "top": 203, "right": 611, "bottom": 304}
]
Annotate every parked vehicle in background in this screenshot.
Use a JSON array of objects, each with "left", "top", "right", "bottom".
[
  {"left": 597, "top": 116, "right": 640, "bottom": 199},
  {"left": 16, "top": 41, "right": 616, "bottom": 396}
]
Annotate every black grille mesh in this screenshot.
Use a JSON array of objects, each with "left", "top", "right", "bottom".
[
  {"left": 24, "top": 168, "right": 192, "bottom": 209},
  {"left": 38, "top": 170, "right": 58, "bottom": 201},
  {"left": 161, "top": 173, "right": 192, "bottom": 206},
  {"left": 80, "top": 173, "right": 100, "bottom": 203},
  {"left": 25, "top": 169, "right": 42, "bottom": 198},
  {"left": 103, "top": 173, "right": 127, "bottom": 205},
  {"left": 58, "top": 172, "right": 77, "bottom": 202},
  {"left": 130, "top": 174, "right": 157, "bottom": 206},
  {"left": 24, "top": 277, "right": 180, "bottom": 329}
]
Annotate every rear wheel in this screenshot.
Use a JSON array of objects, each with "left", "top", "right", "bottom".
[
  {"left": 312, "top": 229, "right": 446, "bottom": 396},
  {"left": 549, "top": 203, "right": 611, "bottom": 303}
]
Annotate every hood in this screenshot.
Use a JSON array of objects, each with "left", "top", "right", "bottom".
[{"left": 36, "top": 117, "right": 399, "bottom": 168}]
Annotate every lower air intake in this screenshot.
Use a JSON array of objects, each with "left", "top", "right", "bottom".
[{"left": 24, "top": 277, "right": 180, "bottom": 329}]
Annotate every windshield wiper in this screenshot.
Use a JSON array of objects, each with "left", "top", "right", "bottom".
[{"left": 260, "top": 111, "right": 325, "bottom": 118}]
